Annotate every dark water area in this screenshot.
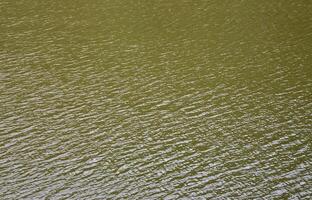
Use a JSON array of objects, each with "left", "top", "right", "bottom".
[{"left": 1, "top": 0, "right": 312, "bottom": 199}]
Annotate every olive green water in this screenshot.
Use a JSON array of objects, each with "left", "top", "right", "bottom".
[{"left": 1, "top": 0, "right": 312, "bottom": 199}]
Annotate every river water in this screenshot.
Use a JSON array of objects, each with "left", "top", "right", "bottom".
[{"left": 1, "top": 1, "right": 311, "bottom": 199}]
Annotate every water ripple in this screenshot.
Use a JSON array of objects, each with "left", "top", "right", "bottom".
[{"left": 1, "top": 0, "right": 312, "bottom": 199}]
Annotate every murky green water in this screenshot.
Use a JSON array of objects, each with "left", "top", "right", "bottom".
[{"left": 1, "top": 0, "right": 312, "bottom": 199}]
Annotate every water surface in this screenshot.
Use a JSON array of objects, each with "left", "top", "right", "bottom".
[{"left": 1, "top": 0, "right": 312, "bottom": 199}]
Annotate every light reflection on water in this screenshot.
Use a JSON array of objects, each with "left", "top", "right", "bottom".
[{"left": 0, "top": 0, "right": 311, "bottom": 199}]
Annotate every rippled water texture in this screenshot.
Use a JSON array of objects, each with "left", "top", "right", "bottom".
[{"left": 1, "top": 0, "right": 312, "bottom": 199}]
